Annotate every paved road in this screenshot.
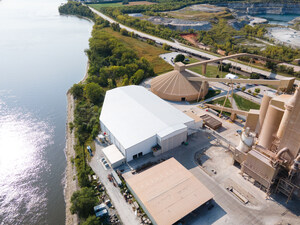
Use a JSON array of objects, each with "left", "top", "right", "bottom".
[
  {"left": 89, "top": 141, "right": 140, "bottom": 225},
  {"left": 90, "top": 7, "right": 299, "bottom": 85}
]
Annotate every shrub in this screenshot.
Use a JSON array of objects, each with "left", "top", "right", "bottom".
[
  {"left": 81, "top": 215, "right": 101, "bottom": 225},
  {"left": 70, "top": 187, "right": 97, "bottom": 218},
  {"left": 174, "top": 54, "right": 185, "bottom": 63},
  {"left": 120, "top": 28, "right": 128, "bottom": 36},
  {"left": 162, "top": 43, "right": 170, "bottom": 50},
  {"left": 250, "top": 73, "right": 260, "bottom": 79},
  {"left": 84, "top": 83, "right": 104, "bottom": 105}
]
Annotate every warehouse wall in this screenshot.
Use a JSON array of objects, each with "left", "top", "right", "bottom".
[
  {"left": 160, "top": 131, "right": 187, "bottom": 153},
  {"left": 100, "top": 121, "right": 126, "bottom": 156},
  {"left": 126, "top": 135, "right": 157, "bottom": 162}
]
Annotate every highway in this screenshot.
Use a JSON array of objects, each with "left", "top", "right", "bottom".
[{"left": 90, "top": 7, "right": 299, "bottom": 85}]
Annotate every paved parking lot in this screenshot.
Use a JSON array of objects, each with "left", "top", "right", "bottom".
[{"left": 89, "top": 141, "right": 140, "bottom": 225}]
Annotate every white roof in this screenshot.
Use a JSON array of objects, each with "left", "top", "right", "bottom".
[
  {"left": 102, "top": 144, "right": 125, "bottom": 165},
  {"left": 100, "top": 86, "right": 193, "bottom": 149},
  {"left": 225, "top": 73, "right": 239, "bottom": 79},
  {"left": 157, "top": 123, "right": 187, "bottom": 139}
]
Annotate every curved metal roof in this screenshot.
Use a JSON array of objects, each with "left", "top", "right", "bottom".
[{"left": 151, "top": 69, "right": 208, "bottom": 101}]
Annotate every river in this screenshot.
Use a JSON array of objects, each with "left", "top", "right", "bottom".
[{"left": 0, "top": 0, "right": 93, "bottom": 224}]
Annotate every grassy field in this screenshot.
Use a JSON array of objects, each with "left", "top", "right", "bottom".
[
  {"left": 233, "top": 94, "right": 260, "bottom": 111},
  {"left": 189, "top": 64, "right": 228, "bottom": 78},
  {"left": 166, "top": 5, "right": 233, "bottom": 21},
  {"left": 207, "top": 96, "right": 232, "bottom": 116},
  {"left": 184, "top": 56, "right": 228, "bottom": 77},
  {"left": 205, "top": 89, "right": 221, "bottom": 100},
  {"left": 208, "top": 96, "right": 232, "bottom": 108},
  {"left": 89, "top": 3, "right": 123, "bottom": 10},
  {"left": 90, "top": 1, "right": 155, "bottom": 10},
  {"left": 102, "top": 28, "right": 173, "bottom": 75}
]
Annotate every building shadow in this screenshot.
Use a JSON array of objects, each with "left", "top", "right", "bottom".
[
  {"left": 180, "top": 200, "right": 227, "bottom": 225},
  {"left": 270, "top": 193, "right": 300, "bottom": 216},
  {"left": 217, "top": 126, "right": 227, "bottom": 133}
]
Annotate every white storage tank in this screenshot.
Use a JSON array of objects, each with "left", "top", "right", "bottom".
[{"left": 237, "top": 127, "right": 255, "bottom": 153}]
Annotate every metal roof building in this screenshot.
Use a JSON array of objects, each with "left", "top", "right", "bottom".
[
  {"left": 100, "top": 86, "right": 195, "bottom": 162},
  {"left": 151, "top": 62, "right": 209, "bottom": 102},
  {"left": 125, "top": 158, "right": 214, "bottom": 225},
  {"left": 102, "top": 144, "right": 125, "bottom": 168}
]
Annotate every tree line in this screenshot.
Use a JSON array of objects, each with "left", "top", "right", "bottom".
[
  {"left": 59, "top": 2, "right": 95, "bottom": 20},
  {"left": 67, "top": 15, "right": 157, "bottom": 224}
]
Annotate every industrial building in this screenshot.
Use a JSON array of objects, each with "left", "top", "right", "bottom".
[
  {"left": 100, "top": 86, "right": 198, "bottom": 162},
  {"left": 125, "top": 158, "right": 214, "bottom": 225},
  {"left": 102, "top": 144, "right": 125, "bottom": 168},
  {"left": 232, "top": 87, "right": 300, "bottom": 200},
  {"left": 151, "top": 62, "right": 209, "bottom": 102}
]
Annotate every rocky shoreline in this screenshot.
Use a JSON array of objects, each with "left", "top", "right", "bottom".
[{"left": 64, "top": 63, "right": 89, "bottom": 225}]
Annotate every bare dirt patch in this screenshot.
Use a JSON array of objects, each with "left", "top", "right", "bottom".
[{"left": 181, "top": 33, "right": 198, "bottom": 46}]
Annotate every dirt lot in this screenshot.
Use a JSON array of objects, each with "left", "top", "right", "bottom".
[{"left": 181, "top": 33, "right": 198, "bottom": 46}]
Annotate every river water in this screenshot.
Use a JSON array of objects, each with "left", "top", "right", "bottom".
[
  {"left": 0, "top": 0, "right": 93, "bottom": 224},
  {"left": 255, "top": 13, "right": 300, "bottom": 26}
]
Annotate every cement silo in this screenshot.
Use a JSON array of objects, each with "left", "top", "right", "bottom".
[
  {"left": 257, "top": 93, "right": 272, "bottom": 134},
  {"left": 258, "top": 104, "right": 284, "bottom": 149},
  {"left": 278, "top": 87, "right": 300, "bottom": 163},
  {"left": 277, "top": 87, "right": 300, "bottom": 139}
]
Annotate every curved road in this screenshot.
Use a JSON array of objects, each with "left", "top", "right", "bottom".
[{"left": 90, "top": 7, "right": 299, "bottom": 85}]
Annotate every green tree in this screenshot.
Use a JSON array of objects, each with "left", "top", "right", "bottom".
[
  {"left": 174, "top": 54, "right": 185, "bottom": 63},
  {"left": 120, "top": 28, "right": 128, "bottom": 36},
  {"left": 84, "top": 83, "right": 104, "bottom": 105},
  {"left": 107, "top": 78, "right": 116, "bottom": 89},
  {"left": 162, "top": 43, "right": 170, "bottom": 50},
  {"left": 70, "top": 187, "right": 97, "bottom": 218},
  {"left": 241, "top": 86, "right": 246, "bottom": 92},
  {"left": 266, "top": 61, "right": 277, "bottom": 72},
  {"left": 81, "top": 215, "right": 101, "bottom": 225},
  {"left": 111, "top": 23, "right": 120, "bottom": 32},
  {"left": 122, "top": 0, "right": 129, "bottom": 5},
  {"left": 250, "top": 73, "right": 260, "bottom": 79},
  {"left": 70, "top": 83, "right": 84, "bottom": 99},
  {"left": 255, "top": 88, "right": 260, "bottom": 93},
  {"left": 122, "top": 75, "right": 129, "bottom": 86},
  {"left": 130, "top": 69, "right": 145, "bottom": 84},
  {"left": 287, "top": 67, "right": 294, "bottom": 75}
]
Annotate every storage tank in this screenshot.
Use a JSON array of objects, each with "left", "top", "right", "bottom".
[
  {"left": 258, "top": 93, "right": 272, "bottom": 134},
  {"left": 237, "top": 127, "right": 255, "bottom": 153},
  {"left": 277, "top": 87, "right": 300, "bottom": 139},
  {"left": 258, "top": 105, "right": 284, "bottom": 149}
]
